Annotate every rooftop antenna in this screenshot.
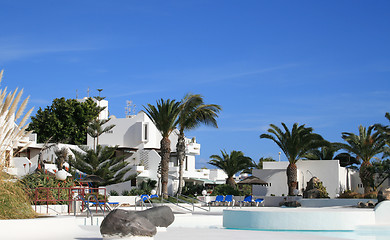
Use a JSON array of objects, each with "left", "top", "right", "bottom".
[
  {"left": 125, "top": 100, "right": 136, "bottom": 118},
  {"left": 76, "top": 89, "right": 78, "bottom": 99},
  {"left": 87, "top": 87, "right": 90, "bottom": 98}
]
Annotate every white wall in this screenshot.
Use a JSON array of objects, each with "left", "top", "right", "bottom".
[{"left": 253, "top": 160, "right": 361, "bottom": 198}]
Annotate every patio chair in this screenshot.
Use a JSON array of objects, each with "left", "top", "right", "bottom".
[
  {"left": 238, "top": 195, "right": 253, "bottom": 207},
  {"left": 209, "top": 195, "right": 224, "bottom": 206},
  {"left": 150, "top": 194, "right": 158, "bottom": 199},
  {"left": 222, "top": 195, "right": 235, "bottom": 206},
  {"left": 254, "top": 198, "right": 264, "bottom": 207}
]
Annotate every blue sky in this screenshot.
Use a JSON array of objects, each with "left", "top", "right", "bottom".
[{"left": 1, "top": 1, "right": 389, "bottom": 168}]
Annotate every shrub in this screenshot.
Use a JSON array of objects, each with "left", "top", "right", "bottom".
[
  {"left": 338, "top": 190, "right": 362, "bottom": 199},
  {"left": 181, "top": 182, "right": 204, "bottom": 196},
  {"left": 20, "top": 172, "right": 75, "bottom": 205},
  {"left": 0, "top": 178, "right": 37, "bottom": 219},
  {"left": 109, "top": 190, "right": 119, "bottom": 196},
  {"left": 314, "top": 181, "right": 329, "bottom": 198},
  {"left": 211, "top": 184, "right": 240, "bottom": 196},
  {"left": 363, "top": 192, "right": 377, "bottom": 199},
  {"left": 121, "top": 190, "right": 131, "bottom": 196}
]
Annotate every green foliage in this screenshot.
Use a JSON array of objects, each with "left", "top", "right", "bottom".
[
  {"left": 121, "top": 190, "right": 130, "bottom": 196},
  {"left": 70, "top": 145, "right": 131, "bottom": 186},
  {"left": 109, "top": 190, "right": 119, "bottom": 196},
  {"left": 20, "top": 172, "right": 75, "bottom": 205},
  {"left": 181, "top": 182, "right": 204, "bottom": 196},
  {"left": 260, "top": 123, "right": 329, "bottom": 164},
  {"left": 363, "top": 192, "right": 377, "bottom": 199},
  {"left": 210, "top": 184, "right": 240, "bottom": 196},
  {"left": 28, "top": 97, "right": 102, "bottom": 144},
  {"left": 372, "top": 158, "right": 390, "bottom": 188},
  {"left": 238, "top": 184, "right": 252, "bottom": 196},
  {"left": 338, "top": 190, "right": 362, "bottom": 199},
  {"left": 303, "top": 143, "right": 341, "bottom": 160},
  {"left": 127, "top": 179, "right": 157, "bottom": 195},
  {"left": 208, "top": 150, "right": 253, "bottom": 186},
  {"left": 313, "top": 181, "right": 329, "bottom": 198},
  {"left": 0, "top": 179, "right": 37, "bottom": 219}
]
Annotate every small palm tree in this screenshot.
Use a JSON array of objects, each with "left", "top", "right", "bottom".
[
  {"left": 176, "top": 93, "right": 221, "bottom": 194},
  {"left": 375, "top": 112, "right": 390, "bottom": 157},
  {"left": 336, "top": 125, "right": 386, "bottom": 194},
  {"left": 144, "top": 99, "right": 181, "bottom": 198},
  {"left": 260, "top": 123, "right": 328, "bottom": 195},
  {"left": 208, "top": 150, "right": 252, "bottom": 187}
]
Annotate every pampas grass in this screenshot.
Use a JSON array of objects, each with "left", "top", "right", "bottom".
[{"left": 0, "top": 70, "right": 36, "bottom": 219}]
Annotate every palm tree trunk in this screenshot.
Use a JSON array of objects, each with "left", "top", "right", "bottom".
[
  {"left": 287, "top": 162, "right": 298, "bottom": 196},
  {"left": 226, "top": 176, "right": 236, "bottom": 187},
  {"left": 160, "top": 137, "right": 171, "bottom": 199},
  {"left": 176, "top": 131, "right": 186, "bottom": 195},
  {"left": 360, "top": 161, "right": 373, "bottom": 195}
]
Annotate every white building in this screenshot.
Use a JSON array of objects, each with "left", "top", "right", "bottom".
[
  {"left": 4, "top": 98, "right": 227, "bottom": 195},
  {"left": 252, "top": 160, "right": 363, "bottom": 198}
]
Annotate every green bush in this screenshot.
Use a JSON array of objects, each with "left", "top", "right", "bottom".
[
  {"left": 0, "top": 178, "right": 37, "bottom": 219},
  {"left": 338, "top": 190, "right": 362, "bottom": 199},
  {"left": 181, "top": 182, "right": 204, "bottom": 196},
  {"left": 121, "top": 190, "right": 131, "bottom": 196},
  {"left": 363, "top": 192, "right": 377, "bottom": 199},
  {"left": 109, "top": 190, "right": 119, "bottom": 196},
  {"left": 314, "top": 181, "right": 329, "bottom": 198},
  {"left": 211, "top": 184, "right": 240, "bottom": 196},
  {"left": 20, "top": 172, "right": 75, "bottom": 205}
]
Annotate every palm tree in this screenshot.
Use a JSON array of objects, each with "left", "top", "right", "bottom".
[
  {"left": 176, "top": 94, "right": 221, "bottom": 194},
  {"left": 336, "top": 125, "right": 386, "bottom": 194},
  {"left": 144, "top": 99, "right": 181, "bottom": 198},
  {"left": 260, "top": 123, "right": 328, "bottom": 195},
  {"left": 70, "top": 145, "right": 130, "bottom": 186},
  {"left": 375, "top": 112, "right": 390, "bottom": 157},
  {"left": 87, "top": 118, "right": 115, "bottom": 150},
  {"left": 303, "top": 143, "right": 340, "bottom": 160},
  {"left": 208, "top": 150, "right": 252, "bottom": 187}
]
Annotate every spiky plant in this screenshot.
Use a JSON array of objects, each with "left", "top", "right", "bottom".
[
  {"left": 144, "top": 99, "right": 181, "bottom": 198},
  {"left": 336, "top": 125, "right": 386, "bottom": 194},
  {"left": 176, "top": 93, "right": 221, "bottom": 194},
  {"left": 260, "top": 123, "right": 328, "bottom": 195},
  {"left": 208, "top": 150, "right": 253, "bottom": 187}
]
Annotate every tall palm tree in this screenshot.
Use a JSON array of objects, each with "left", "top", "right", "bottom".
[
  {"left": 336, "top": 125, "right": 386, "bottom": 194},
  {"left": 87, "top": 118, "right": 115, "bottom": 150},
  {"left": 176, "top": 94, "right": 221, "bottom": 194},
  {"left": 144, "top": 99, "right": 181, "bottom": 198},
  {"left": 260, "top": 123, "right": 328, "bottom": 195},
  {"left": 208, "top": 150, "right": 252, "bottom": 187},
  {"left": 375, "top": 112, "right": 390, "bottom": 158}
]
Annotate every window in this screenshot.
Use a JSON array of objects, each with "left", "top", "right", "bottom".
[{"left": 142, "top": 123, "right": 149, "bottom": 142}]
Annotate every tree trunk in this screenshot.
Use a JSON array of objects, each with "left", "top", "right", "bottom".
[
  {"left": 176, "top": 131, "right": 186, "bottom": 195},
  {"left": 287, "top": 162, "right": 298, "bottom": 196},
  {"left": 160, "top": 137, "right": 171, "bottom": 199},
  {"left": 360, "top": 161, "right": 373, "bottom": 195},
  {"left": 226, "top": 176, "right": 236, "bottom": 187}
]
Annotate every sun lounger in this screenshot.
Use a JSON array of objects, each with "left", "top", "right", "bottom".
[
  {"left": 254, "top": 198, "right": 264, "bottom": 207},
  {"left": 150, "top": 194, "right": 158, "bottom": 199},
  {"left": 209, "top": 195, "right": 224, "bottom": 206},
  {"left": 140, "top": 194, "right": 150, "bottom": 202},
  {"left": 222, "top": 195, "right": 234, "bottom": 206},
  {"left": 238, "top": 195, "right": 253, "bottom": 207}
]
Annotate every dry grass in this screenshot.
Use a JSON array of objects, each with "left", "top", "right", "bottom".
[{"left": 0, "top": 174, "right": 37, "bottom": 219}]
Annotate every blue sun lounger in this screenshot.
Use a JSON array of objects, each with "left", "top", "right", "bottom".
[
  {"left": 222, "top": 195, "right": 234, "bottom": 206},
  {"left": 238, "top": 195, "right": 253, "bottom": 207},
  {"left": 209, "top": 195, "right": 224, "bottom": 206}
]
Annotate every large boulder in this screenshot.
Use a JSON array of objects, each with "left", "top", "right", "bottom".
[
  {"left": 100, "top": 209, "right": 156, "bottom": 238},
  {"left": 100, "top": 206, "right": 175, "bottom": 239},
  {"left": 136, "top": 206, "right": 175, "bottom": 228}
]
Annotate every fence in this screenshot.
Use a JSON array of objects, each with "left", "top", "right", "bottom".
[{"left": 33, "top": 187, "right": 107, "bottom": 214}]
